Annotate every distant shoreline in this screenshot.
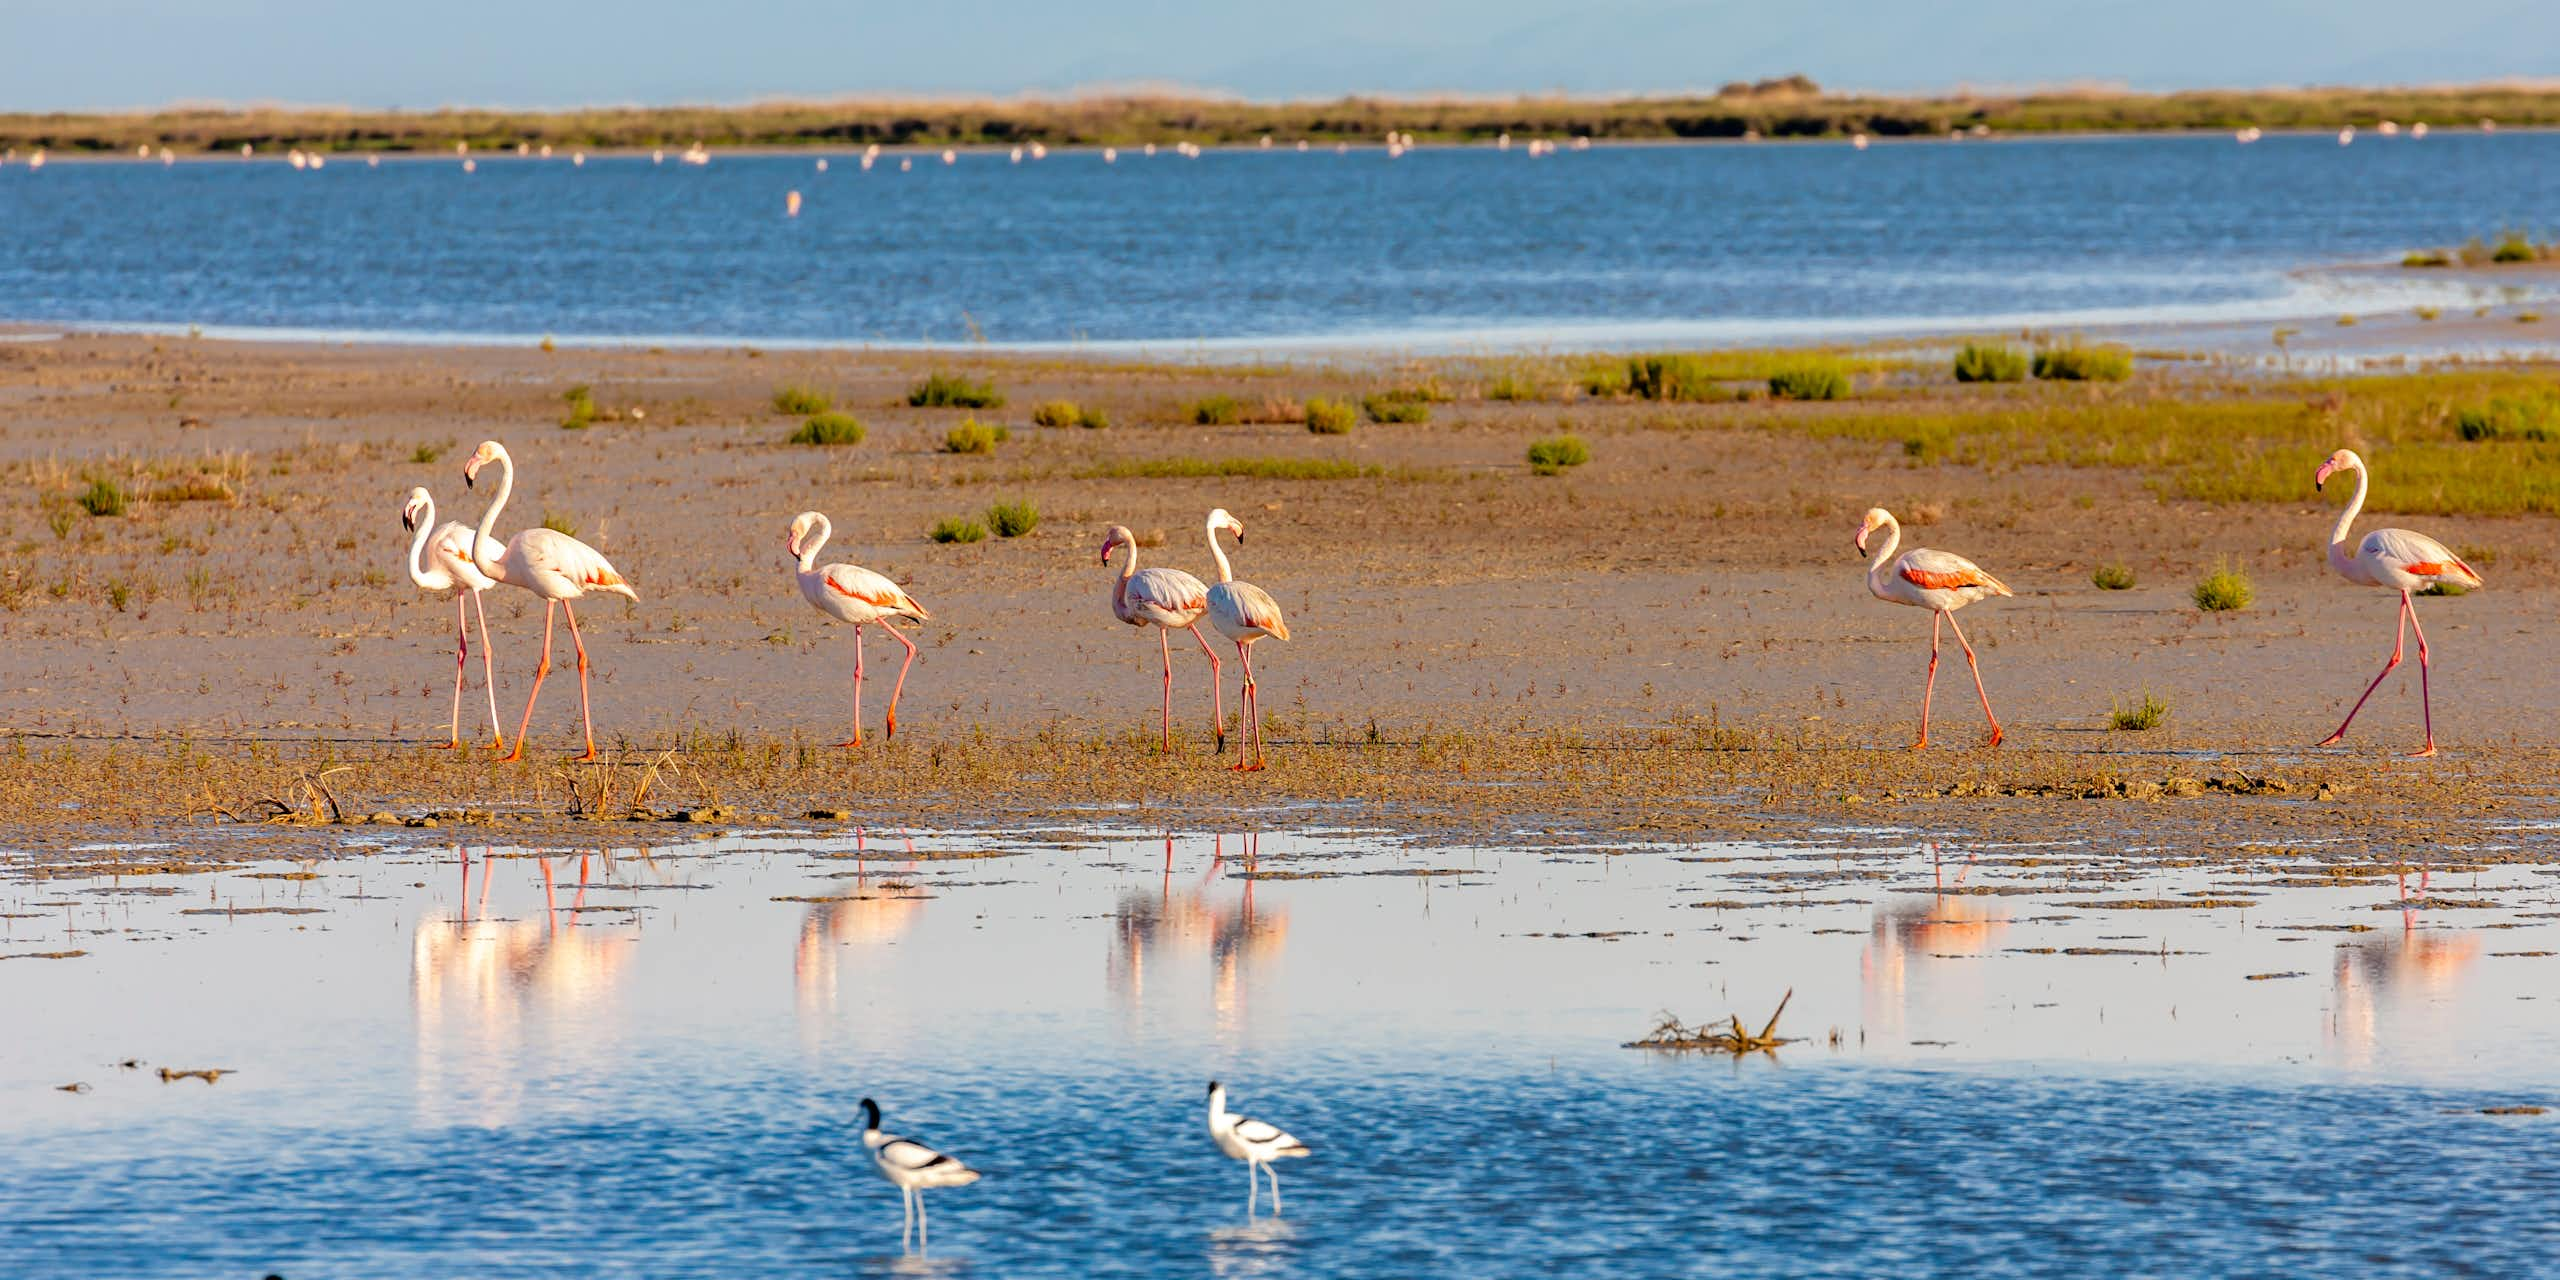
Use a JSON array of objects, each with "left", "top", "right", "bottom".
[{"left": 6, "top": 83, "right": 2559, "bottom": 154}]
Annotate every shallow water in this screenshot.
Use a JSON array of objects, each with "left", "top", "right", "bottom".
[
  {"left": 6, "top": 828, "right": 2558, "bottom": 1276},
  {"left": 5, "top": 133, "right": 2558, "bottom": 351}
]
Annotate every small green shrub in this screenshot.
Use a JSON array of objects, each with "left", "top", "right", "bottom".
[
  {"left": 2455, "top": 395, "right": 2560, "bottom": 442},
  {"left": 930, "top": 516, "right": 988, "bottom": 544},
  {"left": 790, "top": 411, "right": 867, "bottom": 446},
  {"left": 560, "top": 383, "right": 597, "bottom": 429},
  {"left": 105, "top": 579, "right": 132, "bottom": 613},
  {"left": 2091, "top": 562, "right": 2137, "bottom": 591},
  {"left": 1767, "top": 359, "right": 1851, "bottom": 401},
  {"left": 2192, "top": 560, "right": 2253, "bottom": 612},
  {"left": 1527, "top": 433, "right": 1592, "bottom": 475},
  {"left": 541, "top": 511, "right": 579, "bottom": 537},
  {"left": 909, "top": 372, "right": 1004, "bottom": 409},
  {"left": 942, "top": 419, "right": 1008, "bottom": 454},
  {"left": 1189, "top": 394, "right": 1243, "bottom": 425},
  {"left": 46, "top": 506, "right": 76, "bottom": 539},
  {"left": 2491, "top": 233, "right": 2537, "bottom": 264},
  {"left": 985, "top": 499, "right": 1040, "bottom": 537},
  {"left": 2415, "top": 306, "right": 2442, "bottom": 321},
  {"left": 1304, "top": 398, "right": 1357, "bottom": 434},
  {"left": 2336, "top": 313, "right": 2360, "bottom": 327},
  {"left": 77, "top": 478, "right": 127, "bottom": 517},
  {"left": 410, "top": 442, "right": 447, "bottom": 464},
  {"left": 1626, "top": 354, "right": 1719, "bottom": 401},
  {"left": 2033, "top": 344, "right": 2133, "bottom": 382},
  {"left": 1578, "top": 364, "right": 1630, "bottom": 397},
  {"left": 2109, "top": 689, "right": 2168, "bottom": 731},
  {"left": 1362, "top": 394, "right": 1429, "bottom": 424},
  {"left": 2420, "top": 580, "right": 2470, "bottom": 597},
  {"left": 2520, "top": 311, "right": 2545, "bottom": 324},
  {"left": 1952, "top": 342, "right": 2029, "bottom": 383},
  {"left": 1032, "top": 399, "right": 1106, "bottom": 429},
  {"left": 1487, "top": 373, "right": 1544, "bottom": 401},
  {"left": 773, "top": 383, "right": 832, "bottom": 415},
  {"left": 2402, "top": 249, "right": 2453, "bottom": 268}
]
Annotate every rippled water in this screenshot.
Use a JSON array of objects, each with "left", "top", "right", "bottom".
[
  {"left": 5, "top": 133, "right": 2558, "bottom": 350},
  {"left": 6, "top": 828, "right": 2558, "bottom": 1276}
]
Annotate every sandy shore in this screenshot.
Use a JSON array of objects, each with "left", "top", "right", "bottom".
[{"left": 4, "top": 333, "right": 2559, "bottom": 849}]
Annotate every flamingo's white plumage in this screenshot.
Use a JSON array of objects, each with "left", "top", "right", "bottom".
[
  {"left": 401, "top": 487, "right": 504, "bottom": 750},
  {"left": 1102, "top": 524, "right": 1224, "bottom": 752},
  {"left": 461, "top": 441, "right": 637, "bottom": 762},
  {"left": 2313, "top": 448, "right": 2483, "bottom": 756},
  {"left": 787, "top": 511, "right": 930, "bottom": 746},
  {"left": 1201, "top": 508, "right": 1290, "bottom": 770},
  {"left": 1207, "top": 1081, "right": 1310, "bottom": 1215},
  {"left": 860, "top": 1097, "right": 979, "bottom": 1251},
  {"left": 1856, "top": 507, "right": 2012, "bottom": 748}
]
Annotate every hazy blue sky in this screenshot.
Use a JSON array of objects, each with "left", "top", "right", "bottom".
[{"left": 5, "top": 0, "right": 2555, "bottom": 111}]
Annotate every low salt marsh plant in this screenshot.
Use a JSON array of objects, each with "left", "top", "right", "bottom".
[
  {"left": 772, "top": 383, "right": 832, "bottom": 415},
  {"left": 930, "top": 516, "right": 988, "bottom": 544},
  {"left": 2456, "top": 395, "right": 2560, "bottom": 442},
  {"left": 411, "top": 442, "right": 447, "bottom": 464},
  {"left": 1527, "top": 434, "right": 1592, "bottom": 475},
  {"left": 985, "top": 499, "right": 1039, "bottom": 537},
  {"left": 789, "top": 412, "right": 866, "bottom": 446},
  {"left": 1626, "top": 354, "right": 1720, "bottom": 401},
  {"left": 2403, "top": 249, "right": 2454, "bottom": 268},
  {"left": 1304, "top": 398, "right": 1356, "bottom": 434},
  {"left": 2192, "top": 560, "right": 2253, "bottom": 612},
  {"left": 909, "top": 372, "right": 1004, "bottom": 409},
  {"left": 1362, "top": 393, "right": 1430, "bottom": 423},
  {"left": 1033, "top": 400, "right": 1106, "bottom": 429},
  {"left": 77, "top": 477, "right": 127, "bottom": 517},
  {"left": 1189, "top": 394, "right": 1243, "bottom": 425},
  {"left": 2032, "top": 344, "right": 2132, "bottom": 382},
  {"left": 1487, "top": 373, "right": 1545, "bottom": 401},
  {"left": 2109, "top": 689, "right": 2169, "bottom": 731},
  {"left": 1768, "top": 358, "right": 1851, "bottom": 401},
  {"left": 541, "top": 511, "right": 579, "bottom": 537},
  {"left": 941, "top": 419, "right": 1008, "bottom": 454},
  {"left": 560, "top": 384, "right": 598, "bottom": 429},
  {"left": 2091, "top": 561, "right": 2137, "bottom": 591},
  {"left": 1952, "top": 342, "right": 2029, "bottom": 383}
]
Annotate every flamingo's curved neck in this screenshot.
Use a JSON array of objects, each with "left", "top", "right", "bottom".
[
  {"left": 406, "top": 496, "right": 443, "bottom": 589},
  {"left": 1205, "top": 522, "right": 1235, "bottom": 584},
  {"left": 1863, "top": 518, "right": 1902, "bottom": 587},
  {"left": 471, "top": 450, "right": 515, "bottom": 582},
  {"left": 796, "top": 514, "right": 831, "bottom": 574},
  {"left": 2329, "top": 464, "right": 2368, "bottom": 573},
  {"left": 1111, "top": 540, "right": 1138, "bottom": 614}
]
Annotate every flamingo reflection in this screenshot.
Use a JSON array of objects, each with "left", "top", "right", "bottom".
[
  {"left": 1860, "top": 843, "right": 2009, "bottom": 1042},
  {"left": 795, "top": 829, "right": 927, "bottom": 1025},
  {"left": 412, "top": 847, "right": 638, "bottom": 1111},
  {"left": 2327, "top": 867, "right": 2481, "bottom": 1067},
  {"left": 1112, "top": 835, "right": 1289, "bottom": 1024}
]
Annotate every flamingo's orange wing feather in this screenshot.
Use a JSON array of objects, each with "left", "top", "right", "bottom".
[{"left": 1900, "top": 566, "right": 1989, "bottom": 591}]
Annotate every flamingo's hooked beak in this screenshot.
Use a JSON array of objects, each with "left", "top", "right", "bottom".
[
  {"left": 1098, "top": 540, "right": 1118, "bottom": 566},
  {"left": 2314, "top": 460, "right": 2338, "bottom": 491},
  {"left": 1854, "top": 526, "right": 1870, "bottom": 555},
  {"left": 402, "top": 507, "right": 417, "bottom": 532}
]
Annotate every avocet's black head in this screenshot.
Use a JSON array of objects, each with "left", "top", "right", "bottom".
[
  {"left": 859, "top": 1097, "right": 881, "bottom": 1129},
  {"left": 1205, "top": 1080, "right": 1221, "bottom": 1098}
]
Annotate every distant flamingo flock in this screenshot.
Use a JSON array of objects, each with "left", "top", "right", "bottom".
[{"left": 399, "top": 438, "right": 2479, "bottom": 763}]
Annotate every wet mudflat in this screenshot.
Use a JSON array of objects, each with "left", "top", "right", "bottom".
[{"left": 5, "top": 825, "right": 2557, "bottom": 1277}]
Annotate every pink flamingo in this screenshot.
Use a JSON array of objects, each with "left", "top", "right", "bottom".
[
  {"left": 1856, "top": 507, "right": 2013, "bottom": 748},
  {"left": 400, "top": 487, "right": 504, "bottom": 750},
  {"left": 1201, "top": 508, "right": 1290, "bottom": 770},
  {"left": 1100, "top": 524, "right": 1223, "bottom": 752},
  {"left": 461, "top": 441, "right": 638, "bottom": 763},
  {"left": 787, "top": 511, "right": 931, "bottom": 746},
  {"left": 2313, "top": 448, "right": 2484, "bottom": 757}
]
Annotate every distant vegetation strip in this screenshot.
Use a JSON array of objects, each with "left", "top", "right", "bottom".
[{"left": 8, "top": 83, "right": 2560, "bottom": 153}]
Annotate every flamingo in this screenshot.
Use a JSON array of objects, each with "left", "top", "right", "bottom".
[
  {"left": 400, "top": 487, "right": 504, "bottom": 750},
  {"left": 2313, "top": 449, "right": 2484, "bottom": 756},
  {"left": 1201, "top": 509, "right": 1290, "bottom": 770},
  {"left": 787, "top": 511, "right": 930, "bottom": 746},
  {"left": 460, "top": 441, "right": 638, "bottom": 762},
  {"left": 1856, "top": 507, "right": 2013, "bottom": 748},
  {"left": 1100, "top": 524, "right": 1223, "bottom": 752},
  {"left": 860, "top": 1097, "right": 980, "bottom": 1251},
  {"left": 1206, "top": 1081, "right": 1310, "bottom": 1215}
]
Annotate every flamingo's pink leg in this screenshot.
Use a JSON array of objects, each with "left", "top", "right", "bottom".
[
  {"left": 1943, "top": 610, "right": 2003, "bottom": 748},
  {"left": 1913, "top": 611, "right": 1942, "bottom": 749},
  {"left": 1188, "top": 623, "right": 1224, "bottom": 751},
  {"left": 503, "top": 601, "right": 557, "bottom": 763},
  {"left": 470, "top": 589, "right": 504, "bottom": 750},
  {"left": 841, "top": 624, "right": 867, "bottom": 748},
  {"left": 441, "top": 592, "right": 468, "bottom": 749},
  {"left": 2320, "top": 593, "right": 2408, "bottom": 748},
  {"left": 878, "top": 619, "right": 918, "bottom": 739},
  {"left": 1233, "top": 641, "right": 1266, "bottom": 771},
  {"left": 563, "top": 601, "right": 597, "bottom": 762},
  {"left": 1158, "top": 627, "right": 1176, "bottom": 753},
  {"left": 2404, "top": 590, "right": 2437, "bottom": 757}
]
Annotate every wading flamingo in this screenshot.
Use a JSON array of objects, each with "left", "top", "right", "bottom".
[
  {"left": 1100, "top": 525, "right": 1223, "bottom": 752},
  {"left": 1202, "top": 508, "right": 1290, "bottom": 770},
  {"left": 2313, "top": 448, "right": 2483, "bottom": 756},
  {"left": 461, "top": 441, "right": 638, "bottom": 762},
  {"left": 1856, "top": 507, "right": 2013, "bottom": 748},
  {"left": 860, "top": 1097, "right": 979, "bottom": 1252},
  {"left": 787, "top": 511, "right": 930, "bottom": 746},
  {"left": 400, "top": 488, "right": 504, "bottom": 750},
  {"left": 1207, "top": 1080, "right": 1310, "bottom": 1216}
]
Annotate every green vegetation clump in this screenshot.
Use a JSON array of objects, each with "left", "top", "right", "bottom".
[
  {"left": 1527, "top": 434, "right": 1593, "bottom": 475},
  {"left": 2032, "top": 344, "right": 2132, "bottom": 382},
  {"left": 560, "top": 383, "right": 598, "bottom": 429},
  {"left": 909, "top": 372, "right": 1004, "bottom": 409},
  {"left": 1486, "top": 373, "right": 1545, "bottom": 401},
  {"left": 2491, "top": 233, "right": 2539, "bottom": 264},
  {"left": 1033, "top": 399, "right": 1106, "bottom": 429},
  {"left": 929, "top": 517, "right": 988, "bottom": 544},
  {"left": 1767, "top": 358, "right": 1851, "bottom": 401},
  {"left": 541, "top": 511, "right": 579, "bottom": 537},
  {"left": 789, "top": 411, "right": 866, "bottom": 446},
  {"left": 1305, "top": 398, "right": 1357, "bottom": 434},
  {"left": 941, "top": 419, "right": 1009, "bottom": 454},
  {"left": 1951, "top": 342, "right": 2029, "bottom": 383},
  {"left": 1625, "top": 354, "right": 1722, "bottom": 401},
  {"left": 2402, "top": 249, "right": 2453, "bottom": 268},
  {"left": 984, "top": 500, "right": 1040, "bottom": 538},
  {"left": 1362, "top": 393, "right": 1430, "bottom": 423},
  {"left": 2420, "top": 580, "right": 2470, "bottom": 597},
  {"left": 2192, "top": 560, "right": 2253, "bottom": 613},
  {"left": 1189, "top": 394, "right": 1243, "bottom": 425},
  {"left": 1578, "top": 364, "right": 1630, "bottom": 397},
  {"left": 2455, "top": 395, "right": 2560, "bottom": 442},
  {"left": 2091, "top": 562, "right": 2137, "bottom": 591},
  {"left": 2109, "top": 689, "right": 2169, "bottom": 731},
  {"left": 410, "top": 442, "right": 447, "bottom": 464},
  {"left": 772, "top": 384, "right": 832, "bottom": 415},
  {"left": 77, "top": 477, "right": 128, "bottom": 517}
]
